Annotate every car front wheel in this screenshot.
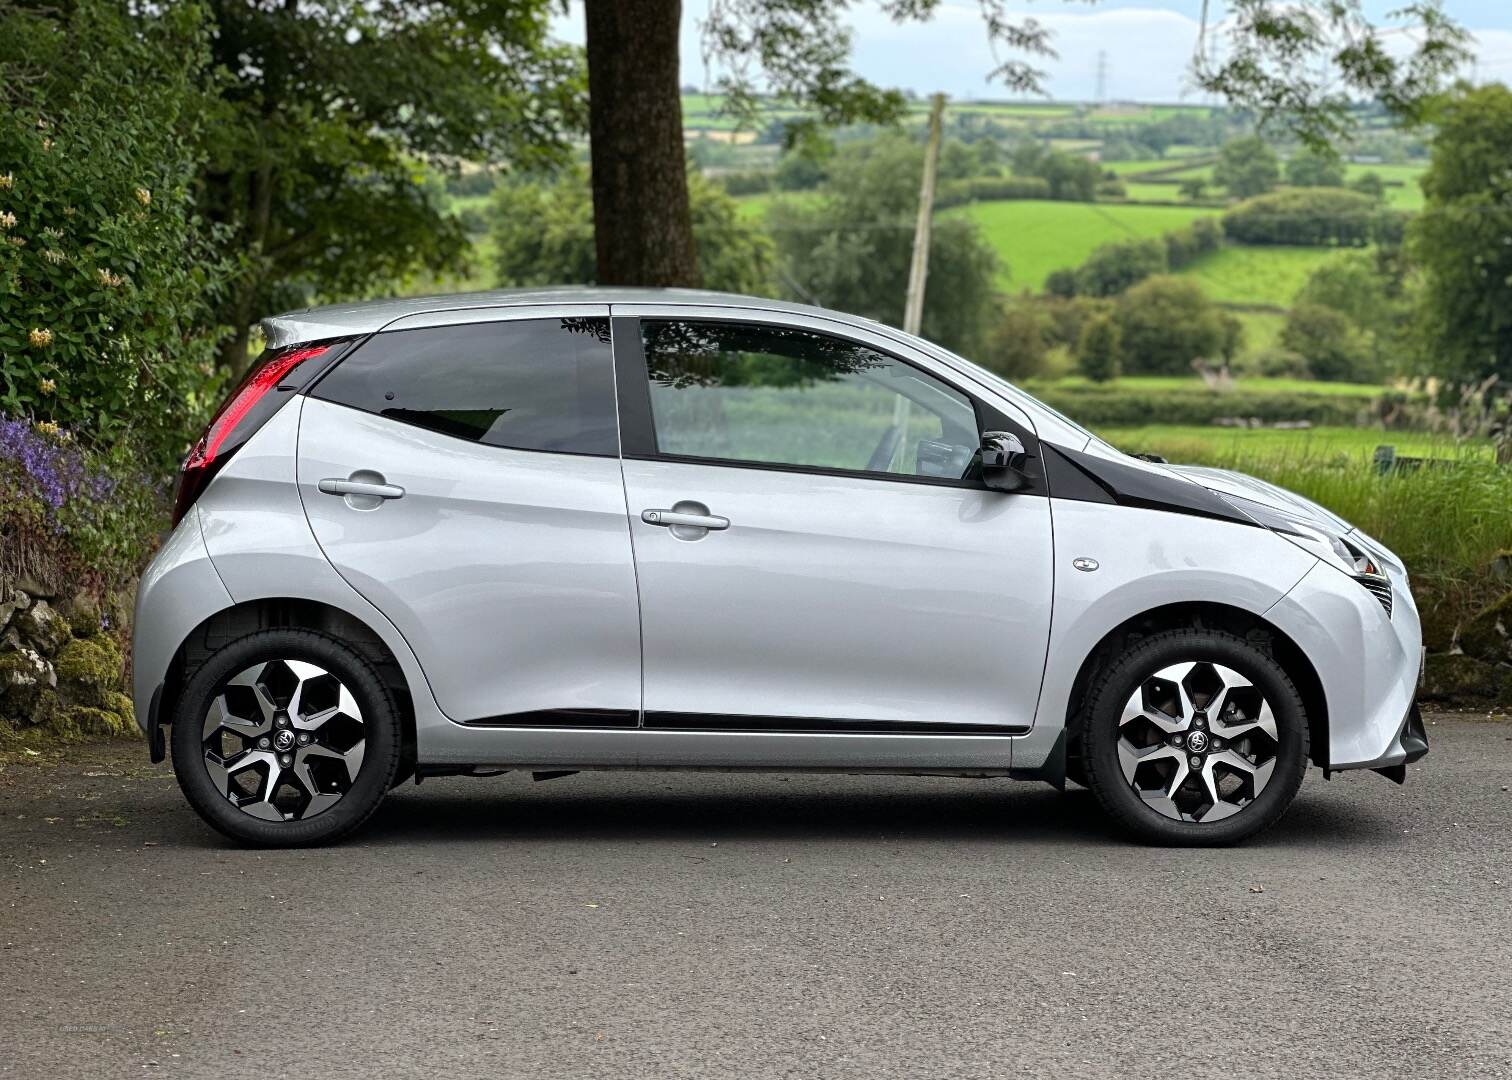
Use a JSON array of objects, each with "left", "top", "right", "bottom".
[
  {"left": 1081, "top": 628, "right": 1309, "bottom": 846},
  {"left": 170, "top": 629, "right": 401, "bottom": 847}
]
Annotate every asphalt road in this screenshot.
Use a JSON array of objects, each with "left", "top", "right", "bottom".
[{"left": 2, "top": 708, "right": 1510, "bottom": 1080}]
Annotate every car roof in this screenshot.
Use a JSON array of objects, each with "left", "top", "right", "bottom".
[{"left": 261, "top": 287, "right": 856, "bottom": 349}]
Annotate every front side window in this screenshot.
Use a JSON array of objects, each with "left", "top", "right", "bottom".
[
  {"left": 639, "top": 320, "right": 980, "bottom": 480},
  {"left": 312, "top": 317, "right": 617, "bottom": 455}
]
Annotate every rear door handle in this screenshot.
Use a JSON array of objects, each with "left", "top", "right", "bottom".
[
  {"left": 318, "top": 478, "right": 405, "bottom": 500},
  {"left": 641, "top": 508, "right": 729, "bottom": 530}
]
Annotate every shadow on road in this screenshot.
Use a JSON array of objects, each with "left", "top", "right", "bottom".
[{"left": 331, "top": 774, "right": 1401, "bottom": 850}]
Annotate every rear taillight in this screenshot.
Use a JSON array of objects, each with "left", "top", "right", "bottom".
[{"left": 172, "top": 341, "right": 345, "bottom": 526}]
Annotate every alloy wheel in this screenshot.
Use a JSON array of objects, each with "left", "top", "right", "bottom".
[
  {"left": 1117, "top": 660, "right": 1279, "bottom": 823},
  {"left": 200, "top": 659, "right": 366, "bottom": 822}
]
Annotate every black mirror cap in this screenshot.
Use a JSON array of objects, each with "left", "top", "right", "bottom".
[{"left": 981, "top": 431, "right": 1031, "bottom": 492}]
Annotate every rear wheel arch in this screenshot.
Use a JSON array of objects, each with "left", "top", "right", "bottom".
[
  {"left": 1062, "top": 601, "right": 1329, "bottom": 781},
  {"left": 159, "top": 598, "right": 416, "bottom": 775}
]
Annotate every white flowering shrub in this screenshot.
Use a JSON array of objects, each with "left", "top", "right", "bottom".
[{"left": 0, "top": 1, "right": 231, "bottom": 470}]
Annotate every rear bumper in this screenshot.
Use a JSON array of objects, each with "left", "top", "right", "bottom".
[{"left": 132, "top": 507, "right": 234, "bottom": 755}]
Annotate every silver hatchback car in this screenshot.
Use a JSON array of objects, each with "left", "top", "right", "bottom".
[{"left": 134, "top": 289, "right": 1428, "bottom": 846}]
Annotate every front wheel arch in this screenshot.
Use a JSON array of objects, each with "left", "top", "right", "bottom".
[{"left": 1062, "top": 601, "right": 1329, "bottom": 784}]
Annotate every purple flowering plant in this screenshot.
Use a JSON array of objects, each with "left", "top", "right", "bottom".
[{"left": 0, "top": 414, "right": 166, "bottom": 592}]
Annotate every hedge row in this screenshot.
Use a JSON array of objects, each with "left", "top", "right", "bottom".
[
  {"left": 934, "top": 175, "right": 1054, "bottom": 208},
  {"left": 1027, "top": 385, "right": 1387, "bottom": 427},
  {"left": 1221, "top": 189, "right": 1409, "bottom": 247}
]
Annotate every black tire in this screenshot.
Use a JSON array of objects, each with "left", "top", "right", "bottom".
[
  {"left": 170, "top": 629, "right": 401, "bottom": 847},
  {"left": 1081, "top": 628, "right": 1308, "bottom": 846}
]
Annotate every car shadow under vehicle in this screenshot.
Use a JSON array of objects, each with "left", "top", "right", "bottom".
[{"left": 338, "top": 771, "right": 1400, "bottom": 849}]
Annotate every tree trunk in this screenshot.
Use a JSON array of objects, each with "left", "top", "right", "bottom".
[{"left": 584, "top": 0, "right": 700, "bottom": 288}]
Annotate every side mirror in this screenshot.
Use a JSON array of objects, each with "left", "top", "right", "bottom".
[{"left": 979, "top": 430, "right": 1031, "bottom": 493}]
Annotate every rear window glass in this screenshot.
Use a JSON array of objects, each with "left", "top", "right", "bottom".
[{"left": 312, "top": 317, "right": 617, "bottom": 456}]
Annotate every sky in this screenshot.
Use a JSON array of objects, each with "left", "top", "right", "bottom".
[{"left": 553, "top": 1, "right": 1512, "bottom": 104}]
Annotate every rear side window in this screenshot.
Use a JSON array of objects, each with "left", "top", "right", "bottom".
[{"left": 312, "top": 317, "right": 617, "bottom": 456}]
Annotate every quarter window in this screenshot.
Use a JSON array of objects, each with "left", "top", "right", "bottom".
[
  {"left": 639, "top": 320, "right": 980, "bottom": 480},
  {"left": 312, "top": 317, "right": 617, "bottom": 455}
]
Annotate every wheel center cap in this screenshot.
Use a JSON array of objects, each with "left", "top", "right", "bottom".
[
  {"left": 273, "top": 729, "right": 297, "bottom": 752},
  {"left": 1185, "top": 730, "right": 1210, "bottom": 753}
]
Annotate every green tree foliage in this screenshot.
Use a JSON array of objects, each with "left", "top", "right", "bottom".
[
  {"left": 1077, "top": 315, "right": 1122, "bottom": 383},
  {"left": 1044, "top": 268, "right": 1080, "bottom": 299},
  {"left": 775, "top": 150, "right": 830, "bottom": 192},
  {"left": 1215, "top": 135, "right": 1281, "bottom": 198},
  {"left": 1113, "top": 276, "right": 1225, "bottom": 375},
  {"left": 1284, "top": 147, "right": 1346, "bottom": 187},
  {"left": 0, "top": 0, "right": 230, "bottom": 467},
  {"left": 1009, "top": 142, "right": 1102, "bottom": 201},
  {"left": 1179, "top": 177, "right": 1209, "bottom": 201},
  {"left": 1410, "top": 83, "right": 1512, "bottom": 383},
  {"left": 1282, "top": 302, "right": 1376, "bottom": 382},
  {"left": 202, "top": 0, "right": 587, "bottom": 371},
  {"left": 1349, "top": 172, "right": 1387, "bottom": 201},
  {"left": 491, "top": 167, "right": 773, "bottom": 296},
  {"left": 1218, "top": 312, "right": 1246, "bottom": 366},
  {"left": 1222, "top": 188, "right": 1400, "bottom": 246},
  {"left": 1050, "top": 220, "right": 1221, "bottom": 299},
  {"left": 1294, "top": 250, "right": 1413, "bottom": 375},
  {"left": 1076, "top": 239, "right": 1167, "bottom": 298},
  {"left": 1193, "top": 1, "right": 1467, "bottom": 147},
  {"left": 1162, "top": 218, "right": 1223, "bottom": 271},
  {"left": 1295, "top": 251, "right": 1394, "bottom": 332},
  {"left": 980, "top": 302, "right": 1048, "bottom": 381},
  {"left": 768, "top": 135, "right": 1000, "bottom": 357},
  {"left": 490, "top": 172, "right": 598, "bottom": 289}
]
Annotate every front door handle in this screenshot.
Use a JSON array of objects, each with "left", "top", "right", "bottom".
[
  {"left": 641, "top": 508, "right": 730, "bottom": 530},
  {"left": 319, "top": 478, "right": 405, "bottom": 500}
]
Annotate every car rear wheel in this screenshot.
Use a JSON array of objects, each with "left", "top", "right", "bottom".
[
  {"left": 170, "top": 629, "right": 400, "bottom": 847},
  {"left": 1081, "top": 628, "right": 1309, "bottom": 846}
]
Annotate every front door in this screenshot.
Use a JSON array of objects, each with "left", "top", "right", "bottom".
[
  {"left": 613, "top": 310, "right": 1054, "bottom": 736},
  {"left": 296, "top": 308, "right": 642, "bottom": 727}
]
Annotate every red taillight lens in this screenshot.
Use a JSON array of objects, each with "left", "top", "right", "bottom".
[{"left": 172, "top": 343, "right": 338, "bottom": 526}]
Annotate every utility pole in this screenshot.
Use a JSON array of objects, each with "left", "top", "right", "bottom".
[
  {"left": 1095, "top": 50, "right": 1108, "bottom": 104},
  {"left": 903, "top": 93, "right": 946, "bottom": 337}
]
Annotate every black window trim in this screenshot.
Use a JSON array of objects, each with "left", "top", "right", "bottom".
[{"left": 609, "top": 314, "right": 1044, "bottom": 495}]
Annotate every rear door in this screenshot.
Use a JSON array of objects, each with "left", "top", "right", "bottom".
[
  {"left": 296, "top": 307, "right": 642, "bottom": 727},
  {"left": 612, "top": 306, "right": 1054, "bottom": 737}
]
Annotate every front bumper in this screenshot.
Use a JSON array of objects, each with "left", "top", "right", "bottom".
[
  {"left": 1265, "top": 559, "right": 1424, "bottom": 773},
  {"left": 1327, "top": 701, "right": 1429, "bottom": 784}
]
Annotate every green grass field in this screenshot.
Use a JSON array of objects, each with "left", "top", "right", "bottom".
[
  {"left": 1343, "top": 163, "right": 1426, "bottom": 209},
  {"left": 734, "top": 190, "right": 822, "bottom": 222},
  {"left": 1229, "top": 310, "right": 1285, "bottom": 357},
  {"left": 1116, "top": 182, "right": 1201, "bottom": 202},
  {"left": 1096, "top": 423, "right": 1483, "bottom": 462},
  {"left": 942, "top": 199, "right": 1217, "bottom": 291},
  {"left": 1104, "top": 157, "right": 1192, "bottom": 177},
  {"left": 1036, "top": 375, "right": 1386, "bottom": 397},
  {"left": 1176, "top": 245, "right": 1337, "bottom": 308}
]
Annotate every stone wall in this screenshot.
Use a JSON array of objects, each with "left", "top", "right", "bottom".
[{"left": 0, "top": 578, "right": 136, "bottom": 741}]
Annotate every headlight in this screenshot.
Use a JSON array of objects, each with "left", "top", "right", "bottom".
[{"left": 1223, "top": 495, "right": 1386, "bottom": 580}]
